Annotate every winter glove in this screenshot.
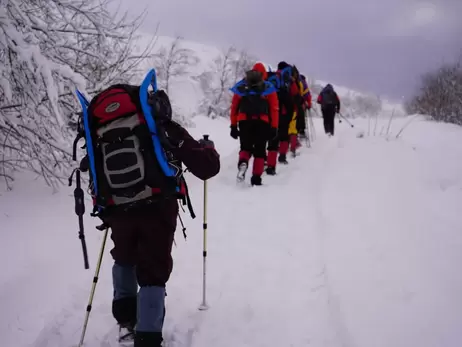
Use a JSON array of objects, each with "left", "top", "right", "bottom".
[
  {"left": 269, "top": 127, "right": 278, "bottom": 140},
  {"left": 230, "top": 125, "right": 239, "bottom": 139},
  {"left": 198, "top": 136, "right": 215, "bottom": 149},
  {"left": 163, "top": 120, "right": 189, "bottom": 148}
]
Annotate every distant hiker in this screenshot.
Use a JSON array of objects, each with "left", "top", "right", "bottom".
[
  {"left": 74, "top": 70, "right": 220, "bottom": 347},
  {"left": 266, "top": 61, "right": 298, "bottom": 173},
  {"left": 229, "top": 62, "right": 278, "bottom": 186},
  {"left": 317, "top": 83, "right": 340, "bottom": 136}
]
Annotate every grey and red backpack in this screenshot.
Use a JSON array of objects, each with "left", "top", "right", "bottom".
[{"left": 72, "top": 69, "right": 194, "bottom": 218}]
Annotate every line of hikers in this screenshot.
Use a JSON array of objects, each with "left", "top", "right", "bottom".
[
  {"left": 229, "top": 61, "right": 341, "bottom": 186},
  {"left": 70, "top": 61, "right": 341, "bottom": 347}
]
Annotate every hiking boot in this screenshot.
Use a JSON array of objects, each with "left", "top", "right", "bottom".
[
  {"left": 236, "top": 162, "right": 248, "bottom": 182},
  {"left": 290, "top": 150, "right": 297, "bottom": 158},
  {"left": 250, "top": 175, "right": 262, "bottom": 186},
  {"left": 266, "top": 166, "right": 276, "bottom": 175},
  {"left": 134, "top": 331, "right": 163, "bottom": 347},
  {"left": 118, "top": 323, "right": 135, "bottom": 345},
  {"left": 278, "top": 154, "right": 288, "bottom": 165}
]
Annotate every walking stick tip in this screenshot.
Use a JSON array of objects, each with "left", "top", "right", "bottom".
[{"left": 198, "top": 303, "right": 210, "bottom": 311}]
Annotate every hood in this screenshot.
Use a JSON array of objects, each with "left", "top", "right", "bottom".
[
  {"left": 252, "top": 62, "right": 268, "bottom": 80},
  {"left": 277, "top": 61, "right": 291, "bottom": 71}
]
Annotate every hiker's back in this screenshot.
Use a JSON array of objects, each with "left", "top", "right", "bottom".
[{"left": 74, "top": 69, "right": 220, "bottom": 347}]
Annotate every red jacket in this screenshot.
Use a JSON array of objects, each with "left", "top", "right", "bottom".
[
  {"left": 230, "top": 91, "right": 279, "bottom": 128},
  {"left": 230, "top": 63, "right": 279, "bottom": 129}
]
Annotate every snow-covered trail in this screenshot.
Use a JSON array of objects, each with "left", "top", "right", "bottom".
[
  {"left": 164, "top": 118, "right": 462, "bottom": 347},
  {"left": 1, "top": 117, "right": 462, "bottom": 347},
  {"left": 179, "top": 137, "right": 343, "bottom": 347}
]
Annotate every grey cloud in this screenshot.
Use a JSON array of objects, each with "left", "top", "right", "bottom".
[{"left": 112, "top": 0, "right": 462, "bottom": 100}]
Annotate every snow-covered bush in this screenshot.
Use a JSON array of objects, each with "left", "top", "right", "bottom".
[
  {"left": 342, "top": 93, "right": 382, "bottom": 118},
  {"left": 405, "top": 57, "right": 462, "bottom": 125},
  {"left": 0, "top": 0, "right": 153, "bottom": 189}
]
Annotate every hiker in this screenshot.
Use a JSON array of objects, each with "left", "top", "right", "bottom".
[
  {"left": 229, "top": 62, "right": 278, "bottom": 185},
  {"left": 75, "top": 72, "right": 220, "bottom": 347},
  {"left": 298, "top": 74, "right": 312, "bottom": 137},
  {"left": 288, "top": 65, "right": 305, "bottom": 157},
  {"left": 266, "top": 61, "right": 298, "bottom": 173},
  {"left": 317, "top": 83, "right": 340, "bottom": 136}
]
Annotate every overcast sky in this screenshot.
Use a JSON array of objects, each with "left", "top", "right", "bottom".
[{"left": 112, "top": 0, "right": 462, "bottom": 100}]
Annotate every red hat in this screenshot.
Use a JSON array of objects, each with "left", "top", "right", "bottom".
[{"left": 252, "top": 62, "right": 268, "bottom": 80}]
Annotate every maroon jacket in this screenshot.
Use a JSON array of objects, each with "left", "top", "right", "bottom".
[
  {"left": 106, "top": 121, "right": 220, "bottom": 287},
  {"left": 165, "top": 121, "right": 220, "bottom": 181}
]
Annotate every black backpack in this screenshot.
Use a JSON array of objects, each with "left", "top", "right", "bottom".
[
  {"left": 72, "top": 69, "right": 194, "bottom": 218},
  {"left": 321, "top": 90, "right": 338, "bottom": 107}
]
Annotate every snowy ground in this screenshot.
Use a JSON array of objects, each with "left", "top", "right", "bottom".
[{"left": 1, "top": 115, "right": 462, "bottom": 347}]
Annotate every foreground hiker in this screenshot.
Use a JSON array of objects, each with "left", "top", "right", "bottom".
[
  {"left": 229, "top": 62, "right": 278, "bottom": 185},
  {"left": 317, "top": 83, "right": 340, "bottom": 136},
  {"left": 75, "top": 70, "right": 220, "bottom": 347}
]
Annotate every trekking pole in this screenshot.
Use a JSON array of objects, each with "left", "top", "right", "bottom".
[
  {"left": 308, "top": 109, "right": 316, "bottom": 141},
  {"left": 199, "top": 135, "right": 209, "bottom": 311},
  {"left": 78, "top": 224, "right": 109, "bottom": 347},
  {"left": 339, "top": 112, "right": 354, "bottom": 128},
  {"left": 304, "top": 109, "right": 311, "bottom": 147},
  {"left": 70, "top": 169, "right": 90, "bottom": 270}
]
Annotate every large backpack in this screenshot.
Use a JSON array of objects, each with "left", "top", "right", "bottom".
[
  {"left": 278, "top": 66, "right": 293, "bottom": 91},
  {"left": 72, "top": 69, "right": 194, "bottom": 218},
  {"left": 267, "top": 72, "right": 280, "bottom": 90},
  {"left": 230, "top": 71, "right": 276, "bottom": 118},
  {"left": 321, "top": 89, "right": 338, "bottom": 107}
]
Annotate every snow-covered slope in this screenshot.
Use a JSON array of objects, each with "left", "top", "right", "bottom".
[
  {"left": 1, "top": 115, "right": 462, "bottom": 347},
  {"left": 1, "top": 33, "right": 459, "bottom": 347},
  {"left": 132, "top": 34, "right": 406, "bottom": 123}
]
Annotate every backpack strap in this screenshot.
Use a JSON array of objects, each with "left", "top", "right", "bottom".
[{"left": 181, "top": 176, "right": 196, "bottom": 219}]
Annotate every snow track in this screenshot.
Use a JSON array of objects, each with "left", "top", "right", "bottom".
[{"left": 2, "top": 117, "right": 462, "bottom": 347}]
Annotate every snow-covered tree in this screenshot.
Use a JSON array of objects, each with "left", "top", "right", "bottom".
[
  {"left": 406, "top": 57, "right": 462, "bottom": 125},
  {"left": 231, "top": 49, "right": 257, "bottom": 85},
  {"left": 152, "top": 36, "right": 199, "bottom": 95},
  {"left": 0, "top": 0, "right": 154, "bottom": 189},
  {"left": 196, "top": 46, "right": 258, "bottom": 119}
]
